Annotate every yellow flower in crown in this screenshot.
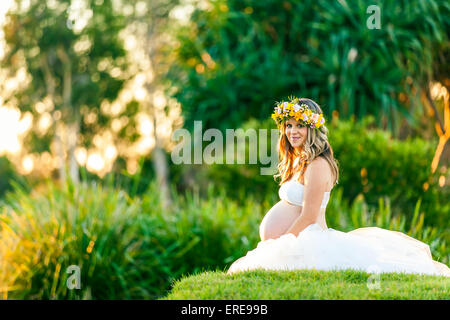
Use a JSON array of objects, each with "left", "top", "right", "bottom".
[{"left": 271, "top": 95, "right": 326, "bottom": 129}]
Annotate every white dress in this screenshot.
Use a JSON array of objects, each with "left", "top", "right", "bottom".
[{"left": 227, "top": 179, "right": 450, "bottom": 277}]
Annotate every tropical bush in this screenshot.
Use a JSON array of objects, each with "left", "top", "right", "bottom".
[
  {"left": 1, "top": 179, "right": 157, "bottom": 299},
  {"left": 0, "top": 179, "right": 262, "bottom": 299},
  {"left": 329, "top": 116, "right": 449, "bottom": 227},
  {"left": 166, "top": 0, "right": 449, "bottom": 137},
  {"left": 0, "top": 157, "right": 25, "bottom": 199}
]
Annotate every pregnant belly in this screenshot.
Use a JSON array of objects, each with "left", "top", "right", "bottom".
[
  {"left": 259, "top": 200, "right": 328, "bottom": 241},
  {"left": 259, "top": 200, "right": 302, "bottom": 241}
]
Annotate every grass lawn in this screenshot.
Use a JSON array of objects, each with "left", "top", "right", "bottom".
[{"left": 161, "top": 269, "right": 450, "bottom": 300}]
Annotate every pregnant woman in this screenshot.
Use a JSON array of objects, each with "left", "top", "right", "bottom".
[{"left": 227, "top": 96, "right": 450, "bottom": 277}]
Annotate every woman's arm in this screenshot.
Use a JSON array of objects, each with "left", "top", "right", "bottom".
[{"left": 284, "top": 157, "right": 330, "bottom": 236}]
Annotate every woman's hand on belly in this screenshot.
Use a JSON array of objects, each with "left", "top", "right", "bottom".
[{"left": 259, "top": 200, "right": 302, "bottom": 241}]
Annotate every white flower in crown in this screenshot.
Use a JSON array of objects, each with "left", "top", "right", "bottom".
[
  {"left": 282, "top": 102, "right": 288, "bottom": 112},
  {"left": 301, "top": 113, "right": 308, "bottom": 121},
  {"left": 319, "top": 117, "right": 325, "bottom": 125},
  {"left": 277, "top": 106, "right": 282, "bottom": 114},
  {"left": 293, "top": 104, "right": 301, "bottom": 112},
  {"left": 311, "top": 113, "right": 319, "bottom": 122}
]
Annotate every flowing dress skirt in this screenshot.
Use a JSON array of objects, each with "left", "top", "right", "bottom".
[{"left": 227, "top": 223, "right": 450, "bottom": 277}]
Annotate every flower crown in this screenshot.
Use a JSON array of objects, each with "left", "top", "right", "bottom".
[{"left": 271, "top": 96, "right": 326, "bottom": 129}]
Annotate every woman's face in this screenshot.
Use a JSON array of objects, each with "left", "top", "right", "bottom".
[{"left": 285, "top": 118, "right": 307, "bottom": 150}]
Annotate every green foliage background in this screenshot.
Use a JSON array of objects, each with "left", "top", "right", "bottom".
[
  {"left": 166, "top": 0, "right": 449, "bottom": 137},
  {"left": 0, "top": 0, "right": 449, "bottom": 300}
]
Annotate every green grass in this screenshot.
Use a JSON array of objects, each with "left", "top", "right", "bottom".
[{"left": 162, "top": 269, "right": 450, "bottom": 300}]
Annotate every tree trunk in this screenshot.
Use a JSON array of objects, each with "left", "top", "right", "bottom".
[
  {"left": 41, "top": 52, "right": 67, "bottom": 182},
  {"left": 68, "top": 115, "right": 80, "bottom": 184},
  {"left": 152, "top": 108, "right": 172, "bottom": 210},
  {"left": 146, "top": 18, "right": 172, "bottom": 210},
  {"left": 57, "top": 45, "right": 79, "bottom": 184},
  {"left": 425, "top": 85, "right": 449, "bottom": 173},
  {"left": 55, "top": 122, "right": 67, "bottom": 182},
  {"left": 153, "top": 142, "right": 172, "bottom": 210}
]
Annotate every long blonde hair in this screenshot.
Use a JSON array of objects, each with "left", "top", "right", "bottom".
[{"left": 274, "top": 98, "right": 340, "bottom": 187}]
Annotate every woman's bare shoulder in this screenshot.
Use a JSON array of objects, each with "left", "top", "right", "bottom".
[
  {"left": 305, "top": 156, "right": 333, "bottom": 188},
  {"left": 308, "top": 156, "right": 329, "bottom": 170}
]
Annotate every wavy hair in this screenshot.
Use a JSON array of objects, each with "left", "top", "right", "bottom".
[{"left": 274, "top": 98, "right": 340, "bottom": 187}]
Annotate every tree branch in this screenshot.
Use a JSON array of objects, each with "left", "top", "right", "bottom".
[{"left": 425, "top": 85, "right": 445, "bottom": 135}]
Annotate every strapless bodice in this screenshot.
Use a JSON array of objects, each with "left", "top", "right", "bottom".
[{"left": 279, "top": 179, "right": 330, "bottom": 208}]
